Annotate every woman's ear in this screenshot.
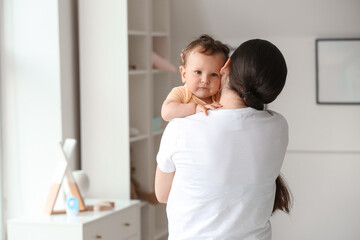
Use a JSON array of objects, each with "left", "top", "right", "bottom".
[
  {"left": 220, "top": 58, "right": 231, "bottom": 75},
  {"left": 179, "top": 65, "right": 186, "bottom": 83},
  {"left": 220, "top": 58, "right": 231, "bottom": 89}
]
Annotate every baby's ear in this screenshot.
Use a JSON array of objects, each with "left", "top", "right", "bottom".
[{"left": 179, "top": 65, "right": 186, "bottom": 83}]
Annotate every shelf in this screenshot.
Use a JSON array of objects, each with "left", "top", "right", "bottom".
[
  {"left": 152, "top": 69, "right": 162, "bottom": 74},
  {"left": 152, "top": 0, "right": 170, "bottom": 33},
  {"left": 129, "top": 30, "right": 148, "bottom": 36},
  {"left": 128, "top": 0, "right": 170, "bottom": 239},
  {"left": 153, "top": 36, "right": 169, "bottom": 59},
  {"left": 80, "top": 1, "right": 170, "bottom": 239},
  {"left": 130, "top": 70, "right": 148, "bottom": 76},
  {"left": 153, "top": 129, "right": 164, "bottom": 137},
  {"left": 139, "top": 201, "right": 148, "bottom": 208},
  {"left": 129, "top": 74, "right": 149, "bottom": 133},
  {"left": 152, "top": 69, "right": 175, "bottom": 74},
  {"left": 153, "top": 73, "right": 171, "bottom": 118},
  {"left": 128, "top": 35, "right": 148, "bottom": 70},
  {"left": 152, "top": 32, "right": 169, "bottom": 37},
  {"left": 154, "top": 227, "right": 168, "bottom": 240},
  {"left": 128, "top": 0, "right": 147, "bottom": 32},
  {"left": 130, "top": 134, "right": 149, "bottom": 143}
]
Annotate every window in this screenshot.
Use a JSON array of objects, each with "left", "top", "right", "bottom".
[{"left": 0, "top": 0, "right": 4, "bottom": 237}]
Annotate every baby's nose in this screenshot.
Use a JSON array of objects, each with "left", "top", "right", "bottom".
[{"left": 201, "top": 76, "right": 210, "bottom": 84}]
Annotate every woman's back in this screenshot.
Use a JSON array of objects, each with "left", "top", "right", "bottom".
[{"left": 157, "top": 108, "right": 288, "bottom": 240}]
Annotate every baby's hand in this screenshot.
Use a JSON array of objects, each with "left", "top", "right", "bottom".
[{"left": 196, "top": 102, "right": 223, "bottom": 116}]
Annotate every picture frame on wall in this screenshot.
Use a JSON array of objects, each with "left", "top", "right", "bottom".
[{"left": 315, "top": 38, "right": 360, "bottom": 104}]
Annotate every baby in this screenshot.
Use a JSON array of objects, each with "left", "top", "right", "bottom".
[{"left": 161, "top": 35, "right": 230, "bottom": 121}]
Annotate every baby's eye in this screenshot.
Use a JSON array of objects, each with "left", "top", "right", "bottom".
[
  {"left": 194, "top": 70, "right": 201, "bottom": 74},
  {"left": 210, "top": 73, "right": 219, "bottom": 77}
]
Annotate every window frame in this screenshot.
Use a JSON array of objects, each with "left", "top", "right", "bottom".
[{"left": 0, "top": 0, "right": 4, "bottom": 238}]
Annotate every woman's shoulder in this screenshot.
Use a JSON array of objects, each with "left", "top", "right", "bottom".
[
  {"left": 264, "top": 110, "right": 289, "bottom": 134},
  {"left": 265, "top": 109, "right": 287, "bottom": 122}
]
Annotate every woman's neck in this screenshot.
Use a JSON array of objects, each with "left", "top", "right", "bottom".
[{"left": 219, "top": 88, "right": 248, "bottom": 109}]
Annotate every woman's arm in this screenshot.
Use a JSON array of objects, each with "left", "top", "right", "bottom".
[
  {"left": 161, "top": 99, "right": 197, "bottom": 121},
  {"left": 155, "top": 166, "right": 175, "bottom": 203}
]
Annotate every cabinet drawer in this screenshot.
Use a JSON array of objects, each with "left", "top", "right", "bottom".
[
  {"left": 84, "top": 207, "right": 140, "bottom": 240},
  {"left": 124, "top": 234, "right": 139, "bottom": 240},
  {"left": 8, "top": 223, "right": 81, "bottom": 240}
]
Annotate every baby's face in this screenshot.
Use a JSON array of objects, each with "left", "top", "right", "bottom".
[{"left": 181, "top": 50, "right": 224, "bottom": 101}]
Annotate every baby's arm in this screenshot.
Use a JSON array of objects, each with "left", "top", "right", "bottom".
[
  {"left": 161, "top": 100, "right": 222, "bottom": 121},
  {"left": 161, "top": 99, "right": 197, "bottom": 121}
]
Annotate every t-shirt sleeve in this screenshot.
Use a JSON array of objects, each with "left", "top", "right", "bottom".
[
  {"left": 156, "top": 121, "right": 176, "bottom": 173},
  {"left": 165, "top": 86, "right": 186, "bottom": 103}
]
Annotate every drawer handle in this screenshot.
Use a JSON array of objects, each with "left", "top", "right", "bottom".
[
  {"left": 124, "top": 222, "right": 131, "bottom": 227},
  {"left": 95, "top": 235, "right": 102, "bottom": 239}
]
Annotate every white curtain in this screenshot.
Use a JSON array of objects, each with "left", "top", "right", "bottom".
[
  {"left": 1, "top": 0, "right": 5, "bottom": 238},
  {"left": 1, "top": 0, "right": 80, "bottom": 223}
]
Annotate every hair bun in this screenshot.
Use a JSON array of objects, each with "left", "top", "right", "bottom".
[
  {"left": 240, "top": 92, "right": 253, "bottom": 98},
  {"left": 241, "top": 92, "right": 264, "bottom": 110}
]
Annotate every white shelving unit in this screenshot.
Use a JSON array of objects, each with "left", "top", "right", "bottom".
[
  {"left": 78, "top": 0, "right": 172, "bottom": 240},
  {"left": 128, "top": 1, "right": 172, "bottom": 240}
]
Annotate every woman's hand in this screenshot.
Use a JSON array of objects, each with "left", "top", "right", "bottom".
[{"left": 196, "top": 102, "right": 223, "bottom": 116}]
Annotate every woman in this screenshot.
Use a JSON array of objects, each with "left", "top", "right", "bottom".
[{"left": 155, "top": 39, "right": 291, "bottom": 240}]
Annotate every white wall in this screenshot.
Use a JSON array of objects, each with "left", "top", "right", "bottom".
[{"left": 170, "top": 1, "right": 360, "bottom": 239}]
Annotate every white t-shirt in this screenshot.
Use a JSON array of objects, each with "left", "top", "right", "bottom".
[{"left": 156, "top": 108, "right": 288, "bottom": 240}]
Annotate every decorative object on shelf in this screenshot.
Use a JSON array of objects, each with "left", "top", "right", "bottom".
[
  {"left": 72, "top": 170, "right": 90, "bottom": 197},
  {"left": 130, "top": 127, "right": 140, "bottom": 137},
  {"left": 129, "top": 64, "right": 137, "bottom": 70},
  {"left": 152, "top": 51, "right": 176, "bottom": 72},
  {"left": 153, "top": 116, "right": 163, "bottom": 132},
  {"left": 130, "top": 149, "right": 158, "bottom": 205},
  {"left": 316, "top": 38, "right": 360, "bottom": 104},
  {"left": 94, "top": 201, "right": 115, "bottom": 211},
  {"left": 130, "top": 175, "right": 159, "bottom": 205},
  {"left": 44, "top": 139, "right": 87, "bottom": 215},
  {"left": 66, "top": 196, "right": 79, "bottom": 216}
]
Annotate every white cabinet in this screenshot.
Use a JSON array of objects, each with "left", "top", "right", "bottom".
[
  {"left": 83, "top": 206, "right": 139, "bottom": 240},
  {"left": 78, "top": 1, "right": 172, "bottom": 239},
  {"left": 7, "top": 200, "right": 141, "bottom": 240}
]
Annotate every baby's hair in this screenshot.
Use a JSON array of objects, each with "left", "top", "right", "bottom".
[{"left": 181, "top": 34, "right": 230, "bottom": 66}]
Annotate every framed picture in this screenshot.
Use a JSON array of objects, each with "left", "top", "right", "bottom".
[{"left": 315, "top": 38, "right": 360, "bottom": 104}]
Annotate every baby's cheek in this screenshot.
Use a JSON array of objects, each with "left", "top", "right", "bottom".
[{"left": 214, "top": 79, "right": 221, "bottom": 89}]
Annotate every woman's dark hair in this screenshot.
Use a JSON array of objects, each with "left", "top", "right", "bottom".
[
  {"left": 229, "top": 39, "right": 292, "bottom": 214},
  {"left": 273, "top": 175, "right": 292, "bottom": 214},
  {"left": 181, "top": 34, "right": 230, "bottom": 66},
  {"left": 229, "top": 39, "right": 287, "bottom": 110}
]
